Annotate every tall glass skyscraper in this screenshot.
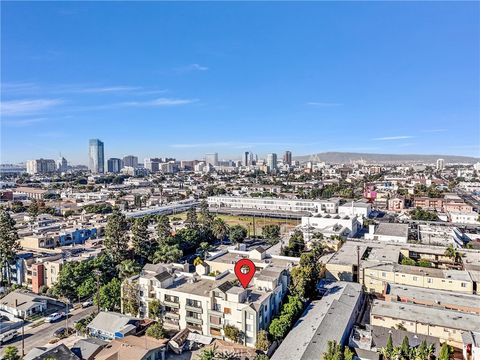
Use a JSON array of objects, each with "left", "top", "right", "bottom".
[{"left": 89, "top": 139, "right": 104, "bottom": 174}]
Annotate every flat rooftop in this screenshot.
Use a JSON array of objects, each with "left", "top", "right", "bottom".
[
  {"left": 371, "top": 300, "right": 480, "bottom": 331},
  {"left": 387, "top": 283, "right": 480, "bottom": 312},
  {"left": 374, "top": 223, "right": 408, "bottom": 238},
  {"left": 271, "top": 282, "right": 362, "bottom": 360}
]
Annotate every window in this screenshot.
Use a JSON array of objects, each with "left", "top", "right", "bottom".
[
  {"left": 224, "top": 307, "right": 231, "bottom": 314},
  {"left": 381, "top": 272, "right": 386, "bottom": 277},
  {"left": 427, "top": 278, "right": 432, "bottom": 283},
  {"left": 247, "top": 313, "right": 254, "bottom": 320},
  {"left": 413, "top": 276, "right": 418, "bottom": 281},
  {"left": 246, "top": 324, "right": 253, "bottom": 332},
  {"left": 461, "top": 283, "right": 466, "bottom": 288}
]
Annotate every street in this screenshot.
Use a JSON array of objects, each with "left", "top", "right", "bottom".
[{"left": 2, "top": 306, "right": 96, "bottom": 356}]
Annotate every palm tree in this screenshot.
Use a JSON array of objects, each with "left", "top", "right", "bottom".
[
  {"left": 212, "top": 218, "right": 229, "bottom": 244},
  {"left": 444, "top": 244, "right": 462, "bottom": 264},
  {"left": 152, "top": 245, "right": 182, "bottom": 264},
  {"left": 117, "top": 259, "right": 141, "bottom": 279}
]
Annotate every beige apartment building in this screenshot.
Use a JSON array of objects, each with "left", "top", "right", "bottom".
[
  {"left": 370, "top": 300, "right": 480, "bottom": 348},
  {"left": 122, "top": 248, "right": 298, "bottom": 348}
]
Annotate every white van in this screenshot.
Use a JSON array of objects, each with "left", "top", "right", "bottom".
[{"left": 0, "top": 330, "right": 18, "bottom": 344}]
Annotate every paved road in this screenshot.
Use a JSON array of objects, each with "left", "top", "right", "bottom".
[{"left": 2, "top": 306, "right": 95, "bottom": 356}]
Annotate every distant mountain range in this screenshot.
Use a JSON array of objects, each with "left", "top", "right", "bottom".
[{"left": 293, "top": 152, "right": 480, "bottom": 164}]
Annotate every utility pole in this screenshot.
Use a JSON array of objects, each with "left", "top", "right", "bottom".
[
  {"left": 21, "top": 313, "right": 25, "bottom": 357},
  {"left": 93, "top": 269, "right": 101, "bottom": 314}
]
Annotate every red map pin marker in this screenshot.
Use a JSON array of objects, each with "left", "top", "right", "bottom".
[{"left": 234, "top": 258, "right": 256, "bottom": 289}]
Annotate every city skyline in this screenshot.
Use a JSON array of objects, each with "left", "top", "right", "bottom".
[{"left": 1, "top": 1, "right": 479, "bottom": 164}]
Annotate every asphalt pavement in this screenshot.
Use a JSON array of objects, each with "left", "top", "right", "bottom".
[{"left": 1, "top": 306, "right": 96, "bottom": 357}]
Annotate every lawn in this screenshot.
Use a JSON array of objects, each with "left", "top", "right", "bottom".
[{"left": 169, "top": 213, "right": 299, "bottom": 237}]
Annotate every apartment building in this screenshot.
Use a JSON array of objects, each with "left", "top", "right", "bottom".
[
  {"left": 207, "top": 196, "right": 339, "bottom": 215},
  {"left": 413, "top": 197, "right": 444, "bottom": 212},
  {"left": 370, "top": 300, "right": 480, "bottom": 348},
  {"left": 122, "top": 249, "right": 298, "bottom": 348},
  {"left": 449, "top": 211, "right": 479, "bottom": 225}
]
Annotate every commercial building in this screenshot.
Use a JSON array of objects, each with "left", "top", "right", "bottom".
[
  {"left": 107, "top": 158, "right": 123, "bottom": 173},
  {"left": 56, "top": 156, "right": 68, "bottom": 173},
  {"left": 123, "top": 155, "right": 138, "bottom": 168},
  {"left": 88, "top": 139, "right": 105, "bottom": 174},
  {"left": 208, "top": 196, "right": 339, "bottom": 215},
  {"left": 267, "top": 153, "right": 277, "bottom": 172},
  {"left": 272, "top": 282, "right": 363, "bottom": 360},
  {"left": 144, "top": 158, "right": 162, "bottom": 172},
  {"left": 26, "top": 159, "right": 56, "bottom": 175},
  {"left": 283, "top": 151, "right": 292, "bottom": 165},
  {"left": 364, "top": 223, "right": 409, "bottom": 243},
  {"left": 205, "top": 153, "right": 219, "bottom": 166}
]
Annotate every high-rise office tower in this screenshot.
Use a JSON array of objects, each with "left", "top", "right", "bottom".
[
  {"left": 283, "top": 151, "right": 292, "bottom": 165},
  {"left": 56, "top": 156, "right": 68, "bottom": 172},
  {"left": 205, "top": 153, "right": 219, "bottom": 166},
  {"left": 89, "top": 139, "right": 105, "bottom": 174},
  {"left": 107, "top": 158, "right": 123, "bottom": 173},
  {"left": 123, "top": 155, "right": 138, "bottom": 168},
  {"left": 243, "top": 151, "right": 250, "bottom": 166},
  {"left": 267, "top": 153, "right": 278, "bottom": 172}
]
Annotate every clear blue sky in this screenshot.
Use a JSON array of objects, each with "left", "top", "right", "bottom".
[{"left": 1, "top": 1, "right": 479, "bottom": 165}]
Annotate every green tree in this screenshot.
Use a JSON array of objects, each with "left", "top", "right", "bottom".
[
  {"left": 224, "top": 324, "right": 243, "bottom": 343},
  {"left": 0, "top": 210, "right": 21, "bottom": 285},
  {"left": 262, "top": 224, "right": 281, "bottom": 244},
  {"left": 401, "top": 257, "right": 416, "bottom": 266},
  {"left": 96, "top": 277, "right": 121, "bottom": 311},
  {"left": 255, "top": 330, "right": 271, "bottom": 352},
  {"left": 417, "top": 259, "right": 433, "bottom": 268},
  {"left": 28, "top": 199, "right": 39, "bottom": 224},
  {"left": 194, "top": 256, "right": 203, "bottom": 266},
  {"left": 117, "top": 259, "right": 141, "bottom": 279},
  {"left": 212, "top": 218, "right": 229, "bottom": 243},
  {"left": 199, "top": 345, "right": 218, "bottom": 360},
  {"left": 282, "top": 230, "right": 305, "bottom": 257},
  {"left": 229, "top": 224, "right": 248, "bottom": 243},
  {"left": 2, "top": 346, "right": 20, "bottom": 360},
  {"left": 268, "top": 315, "right": 290, "bottom": 340},
  {"left": 438, "top": 343, "right": 453, "bottom": 360},
  {"left": 185, "top": 207, "right": 198, "bottom": 229},
  {"left": 344, "top": 347, "right": 354, "bottom": 360},
  {"left": 198, "top": 200, "right": 214, "bottom": 229},
  {"left": 148, "top": 299, "right": 162, "bottom": 319},
  {"left": 290, "top": 247, "right": 324, "bottom": 300},
  {"left": 131, "top": 218, "right": 152, "bottom": 263},
  {"left": 152, "top": 244, "right": 182, "bottom": 264},
  {"left": 122, "top": 280, "right": 139, "bottom": 316},
  {"left": 104, "top": 208, "right": 129, "bottom": 264},
  {"left": 156, "top": 215, "right": 172, "bottom": 245},
  {"left": 381, "top": 334, "right": 394, "bottom": 360},
  {"left": 146, "top": 322, "right": 166, "bottom": 339},
  {"left": 197, "top": 242, "right": 213, "bottom": 260},
  {"left": 254, "top": 355, "right": 270, "bottom": 360},
  {"left": 400, "top": 336, "right": 410, "bottom": 359}
]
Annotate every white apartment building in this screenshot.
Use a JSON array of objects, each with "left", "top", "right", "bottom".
[
  {"left": 122, "top": 248, "right": 299, "bottom": 348},
  {"left": 26, "top": 159, "right": 56, "bottom": 175},
  {"left": 338, "top": 201, "right": 372, "bottom": 219},
  {"left": 449, "top": 211, "right": 480, "bottom": 225},
  {"left": 207, "top": 196, "right": 339, "bottom": 215},
  {"left": 300, "top": 215, "right": 360, "bottom": 238}
]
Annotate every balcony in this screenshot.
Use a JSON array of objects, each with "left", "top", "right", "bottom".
[
  {"left": 208, "top": 308, "right": 223, "bottom": 316},
  {"left": 186, "top": 316, "right": 203, "bottom": 325},
  {"left": 209, "top": 321, "right": 223, "bottom": 329},
  {"left": 164, "top": 300, "right": 180, "bottom": 308},
  {"left": 185, "top": 305, "right": 203, "bottom": 313},
  {"left": 164, "top": 312, "right": 180, "bottom": 320},
  {"left": 186, "top": 322, "right": 203, "bottom": 332}
]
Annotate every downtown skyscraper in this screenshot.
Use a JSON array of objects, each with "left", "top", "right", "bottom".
[{"left": 89, "top": 139, "right": 105, "bottom": 174}]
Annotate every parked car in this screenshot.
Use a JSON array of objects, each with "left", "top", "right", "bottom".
[
  {"left": 82, "top": 300, "right": 93, "bottom": 308},
  {"left": 45, "top": 312, "right": 64, "bottom": 323},
  {"left": 53, "top": 327, "right": 69, "bottom": 338},
  {"left": 0, "top": 330, "right": 18, "bottom": 344}
]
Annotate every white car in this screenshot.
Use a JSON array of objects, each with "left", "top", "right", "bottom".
[
  {"left": 0, "top": 330, "right": 18, "bottom": 344},
  {"left": 45, "top": 312, "right": 64, "bottom": 323},
  {"left": 82, "top": 300, "right": 93, "bottom": 308}
]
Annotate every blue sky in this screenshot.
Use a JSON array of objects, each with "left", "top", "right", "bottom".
[{"left": 1, "top": 1, "right": 479, "bottom": 165}]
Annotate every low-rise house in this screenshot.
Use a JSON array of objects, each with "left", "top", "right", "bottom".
[
  {"left": 70, "top": 338, "right": 107, "bottom": 360},
  {"left": 93, "top": 335, "right": 168, "bottom": 360},
  {"left": 87, "top": 311, "right": 140, "bottom": 340},
  {"left": 0, "top": 290, "right": 49, "bottom": 318},
  {"left": 23, "top": 344, "right": 80, "bottom": 360}
]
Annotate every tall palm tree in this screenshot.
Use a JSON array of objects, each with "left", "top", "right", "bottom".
[
  {"left": 212, "top": 218, "right": 229, "bottom": 244},
  {"left": 117, "top": 259, "right": 141, "bottom": 279}
]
